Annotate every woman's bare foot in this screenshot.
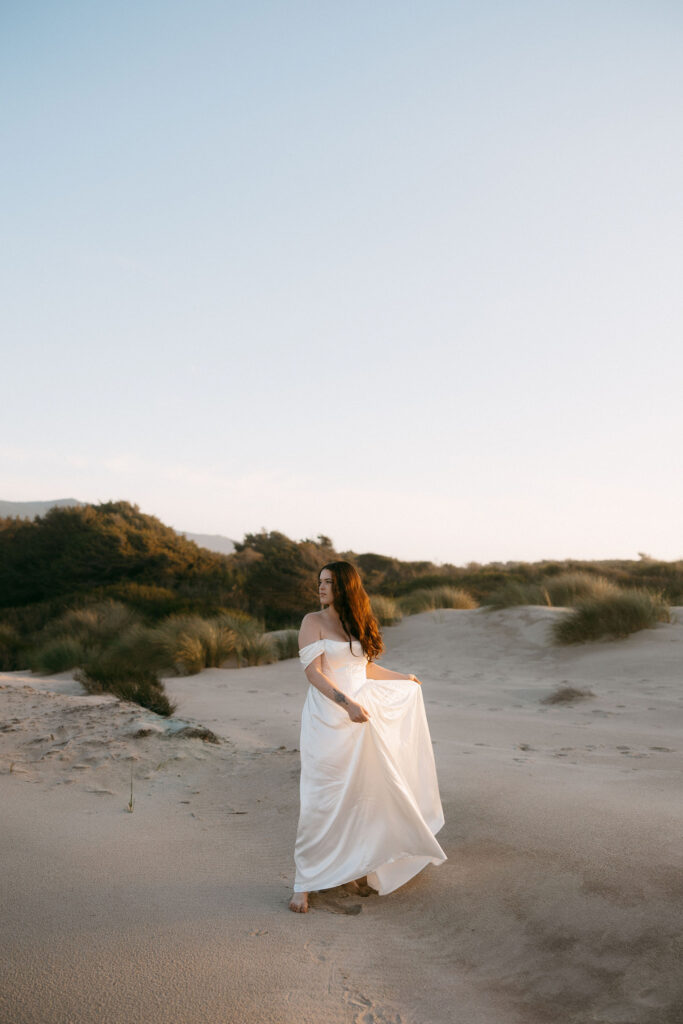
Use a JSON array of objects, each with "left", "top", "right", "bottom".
[
  {"left": 344, "top": 876, "right": 378, "bottom": 898},
  {"left": 289, "top": 891, "right": 309, "bottom": 913}
]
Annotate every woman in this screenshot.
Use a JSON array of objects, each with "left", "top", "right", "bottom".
[{"left": 289, "top": 561, "right": 446, "bottom": 913}]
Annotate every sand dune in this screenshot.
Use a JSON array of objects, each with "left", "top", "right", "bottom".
[{"left": 1, "top": 607, "right": 681, "bottom": 1024}]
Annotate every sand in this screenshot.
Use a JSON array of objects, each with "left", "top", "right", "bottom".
[{"left": 1, "top": 606, "right": 681, "bottom": 1024}]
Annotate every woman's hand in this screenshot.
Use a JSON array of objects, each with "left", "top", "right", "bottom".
[
  {"left": 407, "top": 674, "right": 422, "bottom": 686},
  {"left": 346, "top": 699, "right": 371, "bottom": 723}
]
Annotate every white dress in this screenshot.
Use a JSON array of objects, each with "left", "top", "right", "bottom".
[{"left": 293, "top": 638, "right": 447, "bottom": 895}]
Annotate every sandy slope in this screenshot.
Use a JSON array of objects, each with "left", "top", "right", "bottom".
[{"left": 1, "top": 607, "right": 681, "bottom": 1024}]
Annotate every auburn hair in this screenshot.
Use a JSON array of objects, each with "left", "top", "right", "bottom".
[{"left": 319, "top": 561, "right": 384, "bottom": 661}]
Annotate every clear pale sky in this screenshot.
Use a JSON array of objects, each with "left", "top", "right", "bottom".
[{"left": 2, "top": 2, "right": 682, "bottom": 564}]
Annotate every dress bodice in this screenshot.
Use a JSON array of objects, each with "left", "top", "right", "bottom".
[{"left": 299, "top": 638, "right": 368, "bottom": 697}]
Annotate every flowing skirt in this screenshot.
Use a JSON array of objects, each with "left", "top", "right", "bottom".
[{"left": 293, "top": 675, "right": 447, "bottom": 895}]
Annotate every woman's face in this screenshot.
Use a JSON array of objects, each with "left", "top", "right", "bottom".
[{"left": 318, "top": 570, "right": 334, "bottom": 608}]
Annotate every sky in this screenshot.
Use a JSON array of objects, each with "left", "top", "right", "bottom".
[{"left": 2, "top": 1, "right": 682, "bottom": 564}]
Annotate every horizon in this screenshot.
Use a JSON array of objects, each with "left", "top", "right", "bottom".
[
  {"left": 3, "top": 3, "right": 682, "bottom": 564},
  {"left": 0, "top": 496, "right": 677, "bottom": 567}
]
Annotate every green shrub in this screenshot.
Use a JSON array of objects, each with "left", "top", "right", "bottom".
[
  {"left": 27, "top": 637, "right": 87, "bottom": 674},
  {"left": 105, "top": 623, "right": 169, "bottom": 673},
  {"left": 0, "top": 622, "right": 22, "bottom": 670},
  {"left": 98, "top": 582, "right": 182, "bottom": 619},
  {"left": 265, "top": 629, "right": 300, "bottom": 660},
  {"left": 76, "top": 655, "right": 175, "bottom": 716},
  {"left": 370, "top": 595, "right": 403, "bottom": 625},
  {"left": 399, "top": 586, "right": 477, "bottom": 614},
  {"left": 552, "top": 589, "right": 671, "bottom": 644},
  {"left": 543, "top": 572, "right": 617, "bottom": 607}
]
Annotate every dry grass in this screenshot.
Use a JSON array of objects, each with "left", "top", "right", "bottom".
[
  {"left": 543, "top": 571, "right": 618, "bottom": 607},
  {"left": 153, "top": 615, "right": 238, "bottom": 674},
  {"left": 484, "top": 582, "right": 546, "bottom": 609},
  {"left": 399, "top": 586, "right": 477, "bottom": 615},
  {"left": 370, "top": 595, "right": 403, "bottom": 626},
  {"left": 553, "top": 588, "right": 671, "bottom": 644},
  {"left": 265, "top": 629, "right": 300, "bottom": 660}
]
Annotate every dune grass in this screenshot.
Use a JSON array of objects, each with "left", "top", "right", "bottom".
[
  {"left": 42, "top": 600, "right": 140, "bottom": 646},
  {"left": 76, "top": 656, "right": 176, "bottom": 716},
  {"left": 152, "top": 614, "right": 238, "bottom": 674},
  {"left": 399, "top": 586, "right": 478, "bottom": 615},
  {"left": 265, "top": 629, "right": 300, "bottom": 660},
  {"left": 370, "top": 595, "right": 403, "bottom": 626},
  {"left": 27, "top": 637, "right": 87, "bottom": 674},
  {"left": 486, "top": 572, "right": 620, "bottom": 609},
  {"left": 542, "top": 571, "right": 617, "bottom": 607},
  {"left": 552, "top": 588, "right": 671, "bottom": 644},
  {"left": 484, "top": 581, "right": 547, "bottom": 608}
]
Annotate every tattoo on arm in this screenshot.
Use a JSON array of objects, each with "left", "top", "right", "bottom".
[{"left": 333, "top": 690, "right": 348, "bottom": 706}]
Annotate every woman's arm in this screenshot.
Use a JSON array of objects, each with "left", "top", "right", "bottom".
[
  {"left": 299, "top": 615, "right": 371, "bottom": 722},
  {"left": 366, "top": 661, "right": 422, "bottom": 685}
]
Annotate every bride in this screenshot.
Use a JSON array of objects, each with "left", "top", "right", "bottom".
[{"left": 289, "top": 560, "right": 447, "bottom": 913}]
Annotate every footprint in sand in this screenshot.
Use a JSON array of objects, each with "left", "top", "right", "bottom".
[
  {"left": 308, "top": 891, "right": 362, "bottom": 915},
  {"left": 340, "top": 980, "right": 405, "bottom": 1023}
]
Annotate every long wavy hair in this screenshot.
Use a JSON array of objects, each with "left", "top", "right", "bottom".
[{"left": 319, "top": 561, "right": 384, "bottom": 661}]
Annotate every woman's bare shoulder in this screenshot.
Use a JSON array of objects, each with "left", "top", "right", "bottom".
[{"left": 299, "top": 611, "right": 324, "bottom": 646}]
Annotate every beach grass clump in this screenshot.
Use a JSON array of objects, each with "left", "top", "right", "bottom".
[
  {"left": 215, "top": 612, "right": 278, "bottom": 666},
  {"left": 399, "top": 586, "right": 477, "bottom": 615},
  {"left": 543, "top": 571, "right": 617, "bottom": 607},
  {"left": 237, "top": 633, "right": 277, "bottom": 666},
  {"left": 484, "top": 581, "right": 546, "bottom": 609},
  {"left": 430, "top": 586, "right": 478, "bottom": 610},
  {"left": 265, "top": 629, "right": 300, "bottom": 660},
  {"left": 76, "top": 655, "right": 176, "bottom": 716},
  {"left": 370, "top": 595, "right": 403, "bottom": 626},
  {"left": 43, "top": 600, "right": 140, "bottom": 647},
  {"left": 27, "top": 637, "right": 87, "bottom": 674},
  {"left": 153, "top": 614, "right": 238, "bottom": 674},
  {"left": 552, "top": 588, "right": 671, "bottom": 644}
]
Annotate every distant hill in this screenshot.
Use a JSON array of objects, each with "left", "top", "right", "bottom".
[
  {"left": 0, "top": 498, "right": 236, "bottom": 556},
  {"left": 0, "top": 498, "right": 84, "bottom": 519},
  {"left": 180, "top": 532, "right": 236, "bottom": 555},
  {"left": 0, "top": 500, "right": 236, "bottom": 610}
]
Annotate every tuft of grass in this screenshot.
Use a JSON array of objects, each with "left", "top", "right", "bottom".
[
  {"left": 76, "top": 654, "right": 176, "bottom": 717},
  {"left": 370, "top": 595, "right": 403, "bottom": 626},
  {"left": 106, "top": 623, "right": 169, "bottom": 674},
  {"left": 543, "top": 572, "right": 617, "bottom": 607},
  {"left": 399, "top": 586, "right": 477, "bottom": 615},
  {"left": 43, "top": 601, "right": 141, "bottom": 646},
  {"left": 237, "top": 633, "right": 277, "bottom": 666},
  {"left": 484, "top": 581, "right": 546, "bottom": 609},
  {"left": 215, "top": 612, "right": 276, "bottom": 666},
  {"left": 552, "top": 588, "right": 671, "bottom": 644},
  {"left": 27, "top": 637, "right": 87, "bottom": 674},
  {"left": 542, "top": 686, "right": 595, "bottom": 704},
  {"left": 152, "top": 615, "right": 238, "bottom": 674},
  {"left": 265, "top": 629, "right": 300, "bottom": 660}
]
